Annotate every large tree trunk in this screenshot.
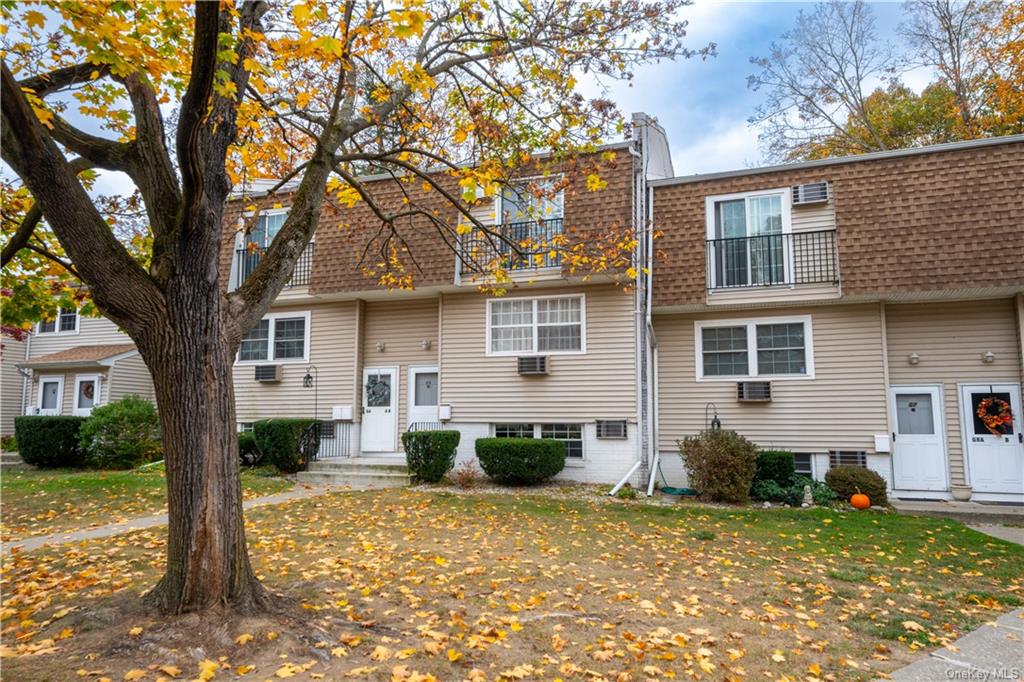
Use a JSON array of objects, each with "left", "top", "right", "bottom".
[{"left": 141, "top": 225, "right": 268, "bottom": 614}]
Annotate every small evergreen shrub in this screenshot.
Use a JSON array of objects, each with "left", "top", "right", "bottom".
[
  {"left": 79, "top": 396, "right": 162, "bottom": 469},
  {"left": 825, "top": 465, "right": 888, "bottom": 506},
  {"left": 238, "top": 431, "right": 261, "bottom": 466},
  {"left": 14, "top": 415, "right": 87, "bottom": 467},
  {"left": 1, "top": 434, "right": 16, "bottom": 452},
  {"left": 751, "top": 474, "right": 838, "bottom": 506},
  {"left": 401, "top": 430, "right": 461, "bottom": 483},
  {"left": 679, "top": 429, "right": 758, "bottom": 503},
  {"left": 750, "top": 479, "right": 787, "bottom": 502},
  {"left": 252, "top": 418, "right": 319, "bottom": 473},
  {"left": 754, "top": 450, "right": 796, "bottom": 486},
  {"left": 475, "top": 438, "right": 565, "bottom": 485}
]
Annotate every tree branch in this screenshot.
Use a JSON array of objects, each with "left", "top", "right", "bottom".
[{"left": 18, "top": 62, "right": 109, "bottom": 97}]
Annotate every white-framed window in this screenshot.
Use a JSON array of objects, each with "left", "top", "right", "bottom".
[
  {"left": 499, "top": 176, "right": 564, "bottom": 224},
  {"left": 492, "top": 423, "right": 584, "bottom": 459},
  {"left": 706, "top": 188, "right": 792, "bottom": 289},
  {"left": 237, "top": 422, "right": 255, "bottom": 433},
  {"left": 486, "top": 295, "right": 585, "bottom": 356},
  {"left": 794, "top": 454, "right": 813, "bottom": 477},
  {"left": 245, "top": 210, "right": 288, "bottom": 249},
  {"left": 37, "top": 307, "right": 79, "bottom": 334},
  {"left": 236, "top": 311, "right": 310, "bottom": 364},
  {"left": 695, "top": 315, "right": 814, "bottom": 380}
]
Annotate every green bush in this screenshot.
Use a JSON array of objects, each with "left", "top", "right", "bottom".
[
  {"left": 78, "top": 396, "right": 162, "bottom": 469},
  {"left": 401, "top": 430, "right": 461, "bottom": 483},
  {"left": 751, "top": 479, "right": 787, "bottom": 502},
  {"left": 825, "top": 465, "right": 888, "bottom": 506},
  {"left": 475, "top": 438, "right": 565, "bottom": 485},
  {"left": 679, "top": 429, "right": 758, "bottom": 503},
  {"left": 1, "top": 434, "right": 16, "bottom": 452},
  {"left": 238, "top": 431, "right": 261, "bottom": 466},
  {"left": 252, "top": 419, "right": 319, "bottom": 473},
  {"left": 752, "top": 474, "right": 838, "bottom": 507},
  {"left": 14, "top": 416, "right": 87, "bottom": 467},
  {"left": 754, "top": 450, "right": 796, "bottom": 486},
  {"left": 795, "top": 476, "right": 838, "bottom": 506}
]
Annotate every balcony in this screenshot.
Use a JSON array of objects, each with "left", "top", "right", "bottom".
[
  {"left": 232, "top": 242, "right": 314, "bottom": 291},
  {"left": 706, "top": 229, "right": 838, "bottom": 290},
  {"left": 458, "top": 218, "right": 564, "bottom": 275}
]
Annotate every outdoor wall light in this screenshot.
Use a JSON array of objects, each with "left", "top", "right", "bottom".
[
  {"left": 908, "top": 352, "right": 920, "bottom": 365},
  {"left": 982, "top": 351, "right": 996, "bottom": 364},
  {"left": 376, "top": 342, "right": 386, "bottom": 352},
  {"left": 421, "top": 339, "right": 432, "bottom": 350}
]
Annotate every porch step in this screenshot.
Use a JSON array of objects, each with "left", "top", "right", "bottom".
[
  {"left": 0, "top": 452, "right": 29, "bottom": 470},
  {"left": 298, "top": 457, "right": 412, "bottom": 489}
]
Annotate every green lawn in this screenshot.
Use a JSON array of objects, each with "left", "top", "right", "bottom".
[
  {"left": 0, "top": 466, "right": 290, "bottom": 542},
  {"left": 1, "top": 488, "right": 1020, "bottom": 681}
]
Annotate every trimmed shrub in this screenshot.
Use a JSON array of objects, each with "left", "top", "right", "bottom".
[
  {"left": 253, "top": 419, "right": 319, "bottom": 473},
  {"left": 402, "top": 430, "right": 461, "bottom": 483},
  {"left": 750, "top": 478, "right": 787, "bottom": 503},
  {"left": 754, "top": 450, "right": 796, "bottom": 486},
  {"left": 79, "top": 396, "right": 162, "bottom": 469},
  {"left": 14, "top": 415, "right": 87, "bottom": 467},
  {"left": 679, "top": 429, "right": 758, "bottom": 503},
  {"left": 238, "top": 431, "right": 261, "bottom": 466},
  {"left": 475, "top": 437, "right": 565, "bottom": 485},
  {"left": 825, "top": 465, "right": 888, "bottom": 506}
]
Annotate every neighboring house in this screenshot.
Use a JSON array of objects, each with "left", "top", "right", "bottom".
[
  {"left": 4, "top": 309, "right": 155, "bottom": 420},
  {"left": 228, "top": 124, "right": 1023, "bottom": 502},
  {"left": 1, "top": 335, "right": 29, "bottom": 436}
]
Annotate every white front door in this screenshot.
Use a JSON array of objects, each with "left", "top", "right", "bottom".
[
  {"left": 961, "top": 383, "right": 1024, "bottom": 494},
  {"left": 37, "top": 375, "right": 64, "bottom": 416},
  {"left": 74, "top": 374, "right": 101, "bottom": 416},
  {"left": 361, "top": 367, "right": 398, "bottom": 453},
  {"left": 408, "top": 366, "right": 439, "bottom": 428},
  {"left": 891, "top": 386, "right": 948, "bottom": 492}
]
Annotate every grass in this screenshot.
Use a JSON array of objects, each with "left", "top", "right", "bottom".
[
  {"left": 0, "top": 466, "right": 290, "bottom": 542},
  {"left": 1, "top": 487, "right": 1021, "bottom": 681}
]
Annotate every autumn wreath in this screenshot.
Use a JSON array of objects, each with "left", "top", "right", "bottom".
[{"left": 977, "top": 396, "right": 1014, "bottom": 436}]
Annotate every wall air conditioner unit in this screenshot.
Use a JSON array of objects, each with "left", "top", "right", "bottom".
[
  {"left": 517, "top": 356, "right": 548, "bottom": 375},
  {"left": 737, "top": 381, "right": 772, "bottom": 402},
  {"left": 596, "top": 420, "right": 628, "bottom": 439},
  {"left": 254, "top": 365, "right": 282, "bottom": 382},
  {"left": 792, "top": 182, "right": 829, "bottom": 205}
]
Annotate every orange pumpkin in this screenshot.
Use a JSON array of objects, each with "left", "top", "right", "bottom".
[{"left": 850, "top": 491, "right": 871, "bottom": 510}]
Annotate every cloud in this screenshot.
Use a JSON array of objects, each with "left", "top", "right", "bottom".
[{"left": 671, "top": 119, "right": 763, "bottom": 176}]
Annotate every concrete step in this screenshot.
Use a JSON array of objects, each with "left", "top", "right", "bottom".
[
  {"left": 307, "top": 458, "right": 409, "bottom": 475},
  {"left": 1, "top": 452, "right": 23, "bottom": 463},
  {"left": 297, "top": 469, "right": 411, "bottom": 489}
]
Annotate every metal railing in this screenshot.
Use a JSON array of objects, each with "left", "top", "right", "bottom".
[
  {"left": 407, "top": 422, "right": 448, "bottom": 432},
  {"left": 309, "top": 420, "right": 352, "bottom": 460},
  {"left": 233, "top": 242, "right": 314, "bottom": 290},
  {"left": 459, "top": 218, "right": 564, "bottom": 273},
  {"left": 706, "top": 229, "right": 838, "bottom": 290}
]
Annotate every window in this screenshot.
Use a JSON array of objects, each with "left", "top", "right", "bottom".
[
  {"left": 38, "top": 307, "right": 78, "bottom": 334},
  {"left": 237, "top": 312, "right": 309, "bottom": 363},
  {"left": 499, "top": 177, "right": 564, "bottom": 224},
  {"left": 829, "top": 451, "right": 867, "bottom": 468},
  {"left": 541, "top": 423, "right": 583, "bottom": 459},
  {"left": 237, "top": 422, "right": 254, "bottom": 433},
  {"left": 695, "top": 316, "right": 813, "bottom": 380},
  {"left": 246, "top": 211, "right": 287, "bottom": 249},
  {"left": 706, "top": 189, "right": 790, "bottom": 288},
  {"left": 794, "top": 454, "right": 813, "bottom": 477},
  {"left": 495, "top": 424, "right": 533, "bottom": 439},
  {"left": 487, "top": 296, "right": 584, "bottom": 355},
  {"left": 493, "top": 423, "right": 584, "bottom": 459}
]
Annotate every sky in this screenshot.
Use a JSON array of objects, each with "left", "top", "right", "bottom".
[{"left": 607, "top": 0, "right": 929, "bottom": 177}]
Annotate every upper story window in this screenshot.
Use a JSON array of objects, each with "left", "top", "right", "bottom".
[
  {"left": 695, "top": 315, "right": 814, "bottom": 380},
  {"left": 706, "top": 189, "right": 791, "bottom": 289},
  {"left": 37, "top": 307, "right": 79, "bottom": 334},
  {"left": 499, "top": 177, "right": 564, "bottom": 224},
  {"left": 246, "top": 211, "right": 287, "bottom": 249},
  {"left": 237, "top": 311, "right": 310, "bottom": 363},
  {"left": 486, "top": 295, "right": 584, "bottom": 356}
]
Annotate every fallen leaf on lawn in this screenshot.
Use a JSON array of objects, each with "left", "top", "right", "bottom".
[
  {"left": 447, "top": 648, "right": 462, "bottom": 662},
  {"left": 902, "top": 621, "right": 925, "bottom": 632},
  {"left": 158, "top": 665, "right": 181, "bottom": 677},
  {"left": 235, "top": 633, "right": 254, "bottom": 645},
  {"left": 196, "top": 659, "right": 218, "bottom": 681},
  {"left": 235, "top": 664, "right": 255, "bottom": 675},
  {"left": 771, "top": 651, "right": 786, "bottom": 663},
  {"left": 128, "top": 627, "right": 143, "bottom": 636},
  {"left": 123, "top": 671, "right": 146, "bottom": 681}
]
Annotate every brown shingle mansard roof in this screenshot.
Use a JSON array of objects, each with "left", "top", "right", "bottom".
[{"left": 19, "top": 344, "right": 137, "bottom": 368}]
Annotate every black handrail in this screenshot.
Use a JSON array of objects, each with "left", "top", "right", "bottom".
[
  {"left": 234, "top": 242, "right": 315, "bottom": 290},
  {"left": 706, "top": 229, "right": 838, "bottom": 290},
  {"left": 460, "top": 217, "right": 564, "bottom": 273}
]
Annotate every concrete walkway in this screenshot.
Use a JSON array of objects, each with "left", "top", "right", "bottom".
[
  {"left": 892, "top": 498, "right": 1024, "bottom": 525},
  {"left": 883, "top": 609, "right": 1024, "bottom": 681},
  {"left": 2, "top": 483, "right": 342, "bottom": 556},
  {"left": 968, "top": 523, "right": 1024, "bottom": 546}
]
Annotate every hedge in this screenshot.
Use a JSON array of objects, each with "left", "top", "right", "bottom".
[
  {"left": 401, "top": 430, "right": 461, "bottom": 483},
  {"left": 475, "top": 437, "right": 565, "bottom": 485},
  {"left": 754, "top": 450, "right": 796, "bottom": 486},
  {"left": 252, "top": 418, "right": 319, "bottom": 473},
  {"left": 825, "top": 465, "right": 888, "bottom": 506},
  {"left": 238, "top": 431, "right": 261, "bottom": 466},
  {"left": 78, "top": 396, "right": 162, "bottom": 469},
  {"left": 14, "top": 416, "right": 87, "bottom": 467}
]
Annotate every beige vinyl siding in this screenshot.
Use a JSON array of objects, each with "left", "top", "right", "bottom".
[
  {"left": 28, "top": 315, "right": 131, "bottom": 358},
  {"left": 233, "top": 302, "right": 358, "bottom": 422},
  {"left": 1, "top": 337, "right": 28, "bottom": 433},
  {"left": 791, "top": 201, "right": 835, "bottom": 233},
  {"left": 29, "top": 368, "right": 111, "bottom": 416},
  {"left": 656, "top": 303, "right": 888, "bottom": 453},
  {"left": 108, "top": 354, "right": 154, "bottom": 402},
  {"left": 440, "top": 284, "right": 636, "bottom": 421},
  {"left": 885, "top": 298, "right": 1022, "bottom": 486},
  {"left": 361, "top": 297, "right": 439, "bottom": 437}
]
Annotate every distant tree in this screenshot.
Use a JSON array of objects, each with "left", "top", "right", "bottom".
[{"left": 981, "top": 1, "right": 1024, "bottom": 134}]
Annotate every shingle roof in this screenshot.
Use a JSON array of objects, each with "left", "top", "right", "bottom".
[{"left": 20, "top": 344, "right": 137, "bottom": 368}]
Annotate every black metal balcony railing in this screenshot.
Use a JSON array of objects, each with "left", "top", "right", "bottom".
[
  {"left": 459, "top": 218, "right": 564, "bottom": 273},
  {"left": 233, "top": 242, "right": 314, "bottom": 290},
  {"left": 706, "top": 229, "right": 838, "bottom": 290}
]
